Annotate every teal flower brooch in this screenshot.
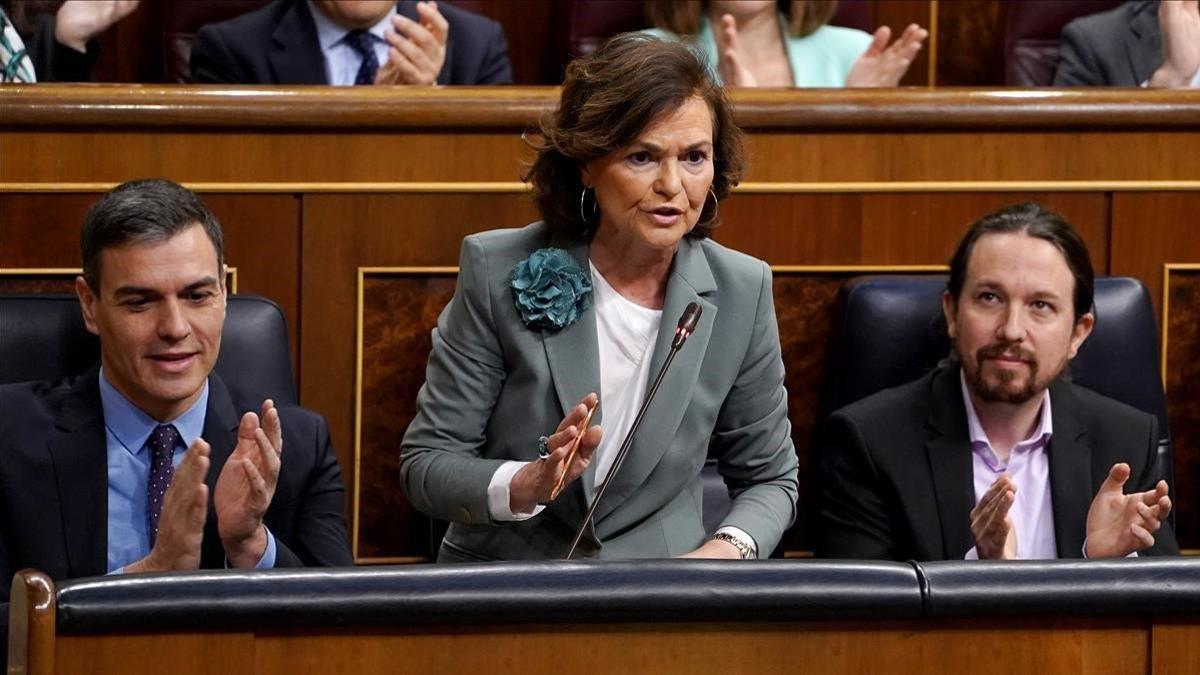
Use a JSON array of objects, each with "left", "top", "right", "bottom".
[{"left": 510, "top": 248, "right": 592, "bottom": 331}]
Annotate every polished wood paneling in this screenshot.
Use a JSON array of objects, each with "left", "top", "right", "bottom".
[
  {"left": 300, "top": 193, "right": 540, "bottom": 516},
  {"left": 358, "top": 273, "right": 457, "bottom": 560},
  {"left": 5, "top": 88, "right": 1200, "bottom": 130},
  {"left": 1153, "top": 621, "right": 1200, "bottom": 675},
  {"left": 56, "top": 634, "right": 256, "bottom": 675},
  {"left": 1111, "top": 193, "right": 1200, "bottom": 322},
  {"left": 41, "top": 619, "right": 1163, "bottom": 675},
  {"left": 934, "top": 0, "right": 1005, "bottom": 86},
  {"left": 872, "top": 0, "right": 934, "bottom": 86},
  {"left": 0, "top": 194, "right": 98, "bottom": 266},
  {"left": 0, "top": 193, "right": 301, "bottom": 372},
  {"left": 717, "top": 192, "right": 1109, "bottom": 268},
  {"left": 742, "top": 131, "right": 1200, "bottom": 182},
  {"left": 1165, "top": 269, "right": 1200, "bottom": 551},
  {"left": 0, "top": 131, "right": 535, "bottom": 183}
]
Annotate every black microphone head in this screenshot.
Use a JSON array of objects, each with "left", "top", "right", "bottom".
[
  {"left": 671, "top": 302, "right": 703, "bottom": 349},
  {"left": 679, "top": 302, "right": 702, "bottom": 332}
]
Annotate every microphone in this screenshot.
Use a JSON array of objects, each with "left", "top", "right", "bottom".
[{"left": 565, "top": 301, "right": 703, "bottom": 559}]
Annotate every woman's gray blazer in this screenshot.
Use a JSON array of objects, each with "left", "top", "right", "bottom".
[{"left": 400, "top": 222, "right": 799, "bottom": 560}]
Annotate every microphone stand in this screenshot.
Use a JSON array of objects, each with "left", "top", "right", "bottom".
[{"left": 565, "top": 302, "right": 701, "bottom": 559}]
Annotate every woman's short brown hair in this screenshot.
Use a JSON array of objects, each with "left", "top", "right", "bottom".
[
  {"left": 645, "top": 0, "right": 839, "bottom": 39},
  {"left": 523, "top": 33, "right": 745, "bottom": 240}
]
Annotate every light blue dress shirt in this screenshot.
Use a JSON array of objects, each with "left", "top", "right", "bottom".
[
  {"left": 100, "top": 370, "right": 276, "bottom": 572},
  {"left": 307, "top": 0, "right": 397, "bottom": 86}
]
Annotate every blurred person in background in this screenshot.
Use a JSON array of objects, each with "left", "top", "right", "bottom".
[
  {"left": 191, "top": 0, "right": 511, "bottom": 85},
  {"left": 642, "top": 0, "right": 926, "bottom": 87},
  {"left": 1, "top": 0, "right": 138, "bottom": 82},
  {"left": 1055, "top": 0, "right": 1199, "bottom": 87}
]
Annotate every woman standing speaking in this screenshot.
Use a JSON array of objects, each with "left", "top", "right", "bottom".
[{"left": 400, "top": 34, "right": 798, "bottom": 561}]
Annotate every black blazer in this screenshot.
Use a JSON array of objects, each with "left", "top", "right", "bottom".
[
  {"left": 190, "top": 0, "right": 512, "bottom": 84},
  {"left": 0, "top": 370, "right": 352, "bottom": 652},
  {"left": 816, "top": 364, "right": 1178, "bottom": 561},
  {"left": 1054, "top": 0, "right": 1163, "bottom": 86}
]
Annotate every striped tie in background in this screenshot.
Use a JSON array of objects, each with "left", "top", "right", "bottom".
[{"left": 1, "top": 6, "right": 35, "bottom": 83}]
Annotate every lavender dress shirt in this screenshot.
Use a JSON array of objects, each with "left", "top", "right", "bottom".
[{"left": 960, "top": 372, "right": 1058, "bottom": 560}]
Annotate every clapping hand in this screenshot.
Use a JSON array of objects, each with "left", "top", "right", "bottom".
[
  {"left": 845, "top": 23, "right": 928, "bottom": 87},
  {"left": 1150, "top": 0, "right": 1200, "bottom": 88},
  {"left": 215, "top": 400, "right": 283, "bottom": 568},
  {"left": 376, "top": 0, "right": 448, "bottom": 85},
  {"left": 970, "top": 474, "right": 1019, "bottom": 560},
  {"left": 125, "top": 439, "right": 210, "bottom": 573},
  {"left": 1084, "top": 463, "right": 1171, "bottom": 558},
  {"left": 714, "top": 13, "right": 758, "bottom": 87},
  {"left": 55, "top": 0, "right": 140, "bottom": 53}
]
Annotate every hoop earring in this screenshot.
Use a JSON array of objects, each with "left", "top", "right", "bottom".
[
  {"left": 579, "top": 187, "right": 597, "bottom": 224},
  {"left": 699, "top": 188, "right": 719, "bottom": 226}
]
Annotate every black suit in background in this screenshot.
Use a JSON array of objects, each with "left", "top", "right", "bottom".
[
  {"left": 190, "top": 0, "right": 513, "bottom": 84},
  {"left": 1054, "top": 0, "right": 1162, "bottom": 86},
  {"left": 816, "top": 364, "right": 1179, "bottom": 561},
  {"left": 0, "top": 370, "right": 353, "bottom": 655}
]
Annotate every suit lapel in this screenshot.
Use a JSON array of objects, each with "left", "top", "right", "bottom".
[
  {"left": 1047, "top": 381, "right": 1091, "bottom": 559},
  {"left": 271, "top": 0, "right": 329, "bottom": 84},
  {"left": 1125, "top": 1, "right": 1162, "bottom": 85},
  {"left": 593, "top": 238, "right": 717, "bottom": 524},
  {"left": 923, "top": 367, "right": 976, "bottom": 559},
  {"left": 539, "top": 232, "right": 602, "bottom": 518},
  {"left": 199, "top": 375, "right": 241, "bottom": 565},
  {"left": 47, "top": 371, "right": 108, "bottom": 577}
]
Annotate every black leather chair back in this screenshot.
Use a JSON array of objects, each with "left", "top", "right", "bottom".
[
  {"left": 826, "top": 275, "right": 1172, "bottom": 486},
  {"left": 0, "top": 294, "right": 297, "bottom": 406}
]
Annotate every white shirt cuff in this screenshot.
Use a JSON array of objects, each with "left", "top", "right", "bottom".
[
  {"left": 487, "top": 460, "right": 546, "bottom": 521},
  {"left": 964, "top": 546, "right": 979, "bottom": 560},
  {"left": 1081, "top": 538, "right": 1138, "bottom": 559},
  {"left": 715, "top": 525, "right": 757, "bottom": 558}
]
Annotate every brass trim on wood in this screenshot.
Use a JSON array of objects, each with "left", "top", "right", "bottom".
[
  {"left": 0, "top": 267, "right": 239, "bottom": 293},
  {"left": 5, "top": 181, "right": 1200, "bottom": 194},
  {"left": 927, "top": 0, "right": 939, "bottom": 88},
  {"left": 4, "top": 85, "right": 1199, "bottom": 129}
]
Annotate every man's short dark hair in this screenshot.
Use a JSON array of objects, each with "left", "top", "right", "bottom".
[
  {"left": 947, "top": 201, "right": 1095, "bottom": 321},
  {"left": 81, "top": 179, "right": 224, "bottom": 291}
]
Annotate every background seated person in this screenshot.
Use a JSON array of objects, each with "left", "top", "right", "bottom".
[
  {"left": 191, "top": 0, "right": 512, "bottom": 85},
  {"left": 641, "top": 0, "right": 927, "bottom": 87},
  {"left": 817, "top": 202, "right": 1177, "bottom": 561},
  {"left": 0, "top": 179, "right": 352, "bottom": 646},
  {"left": 400, "top": 35, "right": 798, "bottom": 562},
  {"left": 0, "top": 0, "right": 139, "bottom": 82},
  {"left": 1055, "top": 0, "right": 1200, "bottom": 87}
]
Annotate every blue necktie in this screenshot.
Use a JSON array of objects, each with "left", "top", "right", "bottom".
[
  {"left": 344, "top": 29, "right": 379, "bottom": 85},
  {"left": 146, "top": 424, "right": 181, "bottom": 548}
]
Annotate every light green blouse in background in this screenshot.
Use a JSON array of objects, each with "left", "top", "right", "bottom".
[{"left": 641, "top": 14, "right": 872, "bottom": 87}]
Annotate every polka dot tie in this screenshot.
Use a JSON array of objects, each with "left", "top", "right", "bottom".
[
  {"left": 344, "top": 29, "right": 379, "bottom": 85},
  {"left": 146, "top": 424, "right": 181, "bottom": 548}
]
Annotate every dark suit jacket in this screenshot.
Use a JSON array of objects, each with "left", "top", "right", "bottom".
[
  {"left": 0, "top": 370, "right": 352, "bottom": 654},
  {"left": 816, "top": 364, "right": 1178, "bottom": 561},
  {"left": 190, "top": 0, "right": 512, "bottom": 84},
  {"left": 1054, "top": 0, "right": 1162, "bottom": 86}
]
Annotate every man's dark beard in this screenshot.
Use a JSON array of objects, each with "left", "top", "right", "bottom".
[{"left": 962, "top": 341, "right": 1045, "bottom": 404}]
